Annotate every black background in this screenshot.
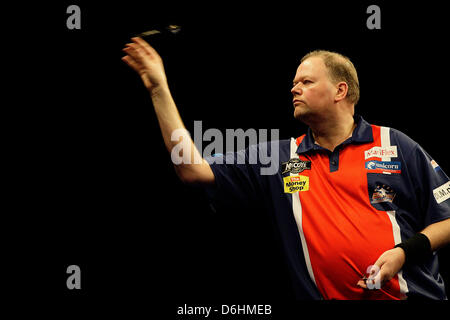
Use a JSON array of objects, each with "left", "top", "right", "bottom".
[{"left": 10, "top": 0, "right": 449, "bottom": 316}]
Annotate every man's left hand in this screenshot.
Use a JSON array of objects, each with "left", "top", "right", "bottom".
[{"left": 357, "top": 247, "right": 405, "bottom": 289}]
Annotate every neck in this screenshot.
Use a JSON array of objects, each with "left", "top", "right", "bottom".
[{"left": 309, "top": 113, "right": 356, "bottom": 152}]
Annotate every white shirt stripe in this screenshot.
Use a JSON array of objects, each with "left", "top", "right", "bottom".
[
  {"left": 380, "top": 127, "right": 408, "bottom": 296},
  {"left": 289, "top": 138, "right": 317, "bottom": 286}
]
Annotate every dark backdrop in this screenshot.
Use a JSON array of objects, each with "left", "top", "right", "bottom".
[{"left": 12, "top": 0, "right": 449, "bottom": 316}]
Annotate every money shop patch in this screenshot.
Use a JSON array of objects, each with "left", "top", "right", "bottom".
[{"left": 283, "top": 175, "right": 309, "bottom": 193}]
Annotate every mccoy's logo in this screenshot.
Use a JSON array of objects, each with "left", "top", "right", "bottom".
[
  {"left": 364, "top": 146, "right": 397, "bottom": 159},
  {"left": 281, "top": 158, "right": 311, "bottom": 174},
  {"left": 283, "top": 175, "right": 309, "bottom": 193}
]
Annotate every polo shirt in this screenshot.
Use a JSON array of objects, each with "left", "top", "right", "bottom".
[{"left": 204, "top": 115, "right": 450, "bottom": 300}]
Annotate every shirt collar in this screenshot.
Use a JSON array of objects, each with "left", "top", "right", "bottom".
[{"left": 296, "top": 114, "right": 374, "bottom": 154}]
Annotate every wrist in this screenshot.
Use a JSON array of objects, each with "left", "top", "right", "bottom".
[
  {"left": 149, "top": 83, "right": 169, "bottom": 97},
  {"left": 394, "top": 233, "right": 432, "bottom": 266}
]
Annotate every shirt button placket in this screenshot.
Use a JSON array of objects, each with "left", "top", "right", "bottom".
[{"left": 329, "top": 151, "right": 339, "bottom": 172}]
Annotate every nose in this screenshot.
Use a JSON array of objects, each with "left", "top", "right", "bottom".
[{"left": 291, "top": 83, "right": 303, "bottom": 96}]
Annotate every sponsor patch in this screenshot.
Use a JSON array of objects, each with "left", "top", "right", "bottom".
[
  {"left": 371, "top": 184, "right": 396, "bottom": 204},
  {"left": 365, "top": 146, "right": 397, "bottom": 160},
  {"left": 433, "top": 181, "right": 450, "bottom": 204},
  {"left": 283, "top": 175, "right": 309, "bottom": 193},
  {"left": 365, "top": 160, "right": 401, "bottom": 174},
  {"left": 431, "top": 160, "right": 442, "bottom": 172},
  {"left": 281, "top": 158, "right": 311, "bottom": 174}
]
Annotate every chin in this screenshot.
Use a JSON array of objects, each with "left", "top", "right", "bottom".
[
  {"left": 294, "top": 107, "right": 314, "bottom": 125},
  {"left": 294, "top": 107, "right": 307, "bottom": 122}
]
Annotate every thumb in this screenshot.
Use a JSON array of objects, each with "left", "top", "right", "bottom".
[
  {"left": 370, "top": 259, "right": 396, "bottom": 289},
  {"left": 140, "top": 73, "right": 153, "bottom": 90}
]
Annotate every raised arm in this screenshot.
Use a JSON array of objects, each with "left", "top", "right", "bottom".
[{"left": 122, "top": 37, "right": 214, "bottom": 185}]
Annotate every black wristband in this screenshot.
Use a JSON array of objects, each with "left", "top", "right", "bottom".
[{"left": 395, "top": 233, "right": 432, "bottom": 265}]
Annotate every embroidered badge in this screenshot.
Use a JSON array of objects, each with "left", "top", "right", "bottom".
[
  {"left": 283, "top": 175, "right": 309, "bottom": 193},
  {"left": 433, "top": 181, "right": 450, "bottom": 204},
  {"left": 431, "top": 160, "right": 442, "bottom": 173},
  {"left": 281, "top": 158, "right": 311, "bottom": 174},
  {"left": 371, "top": 184, "right": 396, "bottom": 204},
  {"left": 365, "top": 160, "right": 401, "bottom": 174},
  {"left": 364, "top": 146, "right": 397, "bottom": 160}
]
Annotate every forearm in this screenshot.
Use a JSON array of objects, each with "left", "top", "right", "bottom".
[
  {"left": 150, "top": 85, "right": 188, "bottom": 152},
  {"left": 122, "top": 37, "right": 213, "bottom": 185},
  {"left": 150, "top": 86, "right": 213, "bottom": 184},
  {"left": 420, "top": 218, "right": 450, "bottom": 251}
]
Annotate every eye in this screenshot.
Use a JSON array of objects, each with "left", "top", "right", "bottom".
[{"left": 303, "top": 80, "right": 312, "bottom": 84}]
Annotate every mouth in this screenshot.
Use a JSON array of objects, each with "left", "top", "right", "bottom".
[{"left": 293, "top": 100, "right": 305, "bottom": 106}]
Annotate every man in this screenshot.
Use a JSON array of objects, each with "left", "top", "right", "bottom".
[{"left": 122, "top": 37, "right": 450, "bottom": 299}]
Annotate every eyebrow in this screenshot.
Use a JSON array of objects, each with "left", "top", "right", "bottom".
[{"left": 293, "top": 76, "right": 314, "bottom": 85}]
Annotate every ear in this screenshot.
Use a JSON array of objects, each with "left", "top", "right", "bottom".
[{"left": 335, "top": 81, "right": 349, "bottom": 102}]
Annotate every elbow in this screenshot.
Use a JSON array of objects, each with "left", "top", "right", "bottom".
[
  {"left": 174, "top": 165, "right": 199, "bottom": 185},
  {"left": 174, "top": 163, "right": 215, "bottom": 186}
]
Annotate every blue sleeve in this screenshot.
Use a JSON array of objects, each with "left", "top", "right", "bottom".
[
  {"left": 410, "top": 144, "right": 450, "bottom": 226},
  {"left": 204, "top": 148, "right": 262, "bottom": 210},
  {"left": 393, "top": 127, "right": 450, "bottom": 226},
  {"left": 203, "top": 141, "right": 280, "bottom": 211}
]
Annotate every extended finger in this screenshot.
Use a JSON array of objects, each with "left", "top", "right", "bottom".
[
  {"left": 121, "top": 55, "right": 139, "bottom": 72},
  {"left": 132, "top": 37, "right": 159, "bottom": 57},
  {"left": 356, "top": 279, "right": 367, "bottom": 289},
  {"left": 123, "top": 43, "right": 140, "bottom": 52},
  {"left": 122, "top": 45, "right": 144, "bottom": 62}
]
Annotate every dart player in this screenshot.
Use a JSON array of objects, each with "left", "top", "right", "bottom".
[{"left": 122, "top": 37, "right": 450, "bottom": 300}]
